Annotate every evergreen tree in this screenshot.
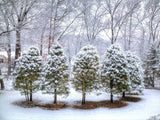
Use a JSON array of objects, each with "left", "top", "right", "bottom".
[
  {"left": 144, "top": 43, "right": 160, "bottom": 87},
  {"left": 14, "top": 53, "right": 30, "bottom": 101},
  {"left": 101, "top": 44, "right": 130, "bottom": 103},
  {"left": 126, "top": 52, "right": 144, "bottom": 94},
  {"left": 14, "top": 47, "right": 42, "bottom": 101},
  {"left": 42, "top": 43, "right": 69, "bottom": 104},
  {"left": 72, "top": 45, "right": 99, "bottom": 105}
]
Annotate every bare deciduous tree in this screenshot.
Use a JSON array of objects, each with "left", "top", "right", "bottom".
[
  {"left": 7, "top": 0, "right": 38, "bottom": 60},
  {"left": 0, "top": 1, "right": 12, "bottom": 75},
  {"left": 103, "top": 0, "right": 140, "bottom": 44}
]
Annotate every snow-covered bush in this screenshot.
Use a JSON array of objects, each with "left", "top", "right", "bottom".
[
  {"left": 42, "top": 43, "right": 69, "bottom": 104},
  {"left": 101, "top": 44, "right": 130, "bottom": 103},
  {"left": 14, "top": 47, "right": 42, "bottom": 101},
  {"left": 72, "top": 45, "right": 100, "bottom": 105},
  {"left": 126, "top": 52, "right": 144, "bottom": 94}
]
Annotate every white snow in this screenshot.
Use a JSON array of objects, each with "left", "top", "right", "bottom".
[{"left": 0, "top": 88, "right": 160, "bottom": 120}]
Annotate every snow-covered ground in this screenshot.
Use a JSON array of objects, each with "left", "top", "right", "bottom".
[{"left": 0, "top": 88, "right": 160, "bottom": 120}]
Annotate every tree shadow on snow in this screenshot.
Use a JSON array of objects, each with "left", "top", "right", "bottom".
[
  {"left": 120, "top": 96, "right": 141, "bottom": 102},
  {"left": 73, "top": 100, "right": 128, "bottom": 110},
  {"left": 12, "top": 97, "right": 142, "bottom": 110},
  {"left": 13, "top": 100, "right": 68, "bottom": 110}
]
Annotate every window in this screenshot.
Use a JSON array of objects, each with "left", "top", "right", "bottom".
[{"left": 0, "top": 59, "right": 3, "bottom": 63}]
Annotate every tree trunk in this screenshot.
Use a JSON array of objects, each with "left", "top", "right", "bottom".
[
  {"left": 110, "top": 92, "right": 113, "bottom": 103},
  {"left": 139, "top": 28, "right": 145, "bottom": 59},
  {"left": 128, "top": 14, "right": 132, "bottom": 50},
  {"left": 152, "top": 72, "right": 155, "bottom": 88},
  {"left": 48, "top": 36, "right": 51, "bottom": 54},
  {"left": 29, "top": 81, "right": 32, "bottom": 101},
  {"left": 110, "top": 80, "right": 113, "bottom": 103},
  {"left": 40, "top": 38, "right": 43, "bottom": 56},
  {"left": 0, "top": 70, "right": 4, "bottom": 90},
  {"left": 110, "top": 13, "right": 114, "bottom": 102},
  {"left": 48, "top": 0, "right": 54, "bottom": 54},
  {"left": 111, "top": 15, "right": 114, "bottom": 44},
  {"left": 54, "top": 88, "right": 57, "bottom": 104},
  {"left": 40, "top": 23, "right": 47, "bottom": 56},
  {"left": 82, "top": 79, "right": 86, "bottom": 105},
  {"left": 122, "top": 92, "right": 125, "bottom": 98},
  {"left": 30, "top": 91, "right": 32, "bottom": 101},
  {"left": 82, "top": 92, "right": 86, "bottom": 105},
  {"left": 15, "top": 30, "right": 21, "bottom": 60},
  {"left": 0, "top": 79, "right": 4, "bottom": 90},
  {"left": 7, "top": 32, "right": 11, "bottom": 76},
  {"left": 124, "top": 23, "right": 127, "bottom": 51}
]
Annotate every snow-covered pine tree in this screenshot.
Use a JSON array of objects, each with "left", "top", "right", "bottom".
[
  {"left": 14, "top": 53, "right": 29, "bottom": 101},
  {"left": 126, "top": 52, "right": 144, "bottom": 94},
  {"left": 14, "top": 47, "right": 42, "bottom": 101},
  {"left": 144, "top": 43, "right": 160, "bottom": 87},
  {"left": 101, "top": 44, "right": 130, "bottom": 103},
  {"left": 42, "top": 43, "right": 69, "bottom": 104},
  {"left": 72, "top": 45, "right": 99, "bottom": 105}
]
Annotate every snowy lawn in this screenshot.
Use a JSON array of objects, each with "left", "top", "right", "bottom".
[{"left": 0, "top": 89, "right": 160, "bottom": 120}]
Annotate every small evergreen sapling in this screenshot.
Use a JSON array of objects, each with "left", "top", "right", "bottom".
[
  {"left": 42, "top": 44, "right": 69, "bottom": 104},
  {"left": 126, "top": 52, "right": 144, "bottom": 94},
  {"left": 72, "top": 45, "right": 100, "bottom": 105},
  {"left": 14, "top": 47, "right": 42, "bottom": 101},
  {"left": 101, "top": 44, "right": 130, "bottom": 103},
  {"left": 144, "top": 43, "right": 160, "bottom": 87}
]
